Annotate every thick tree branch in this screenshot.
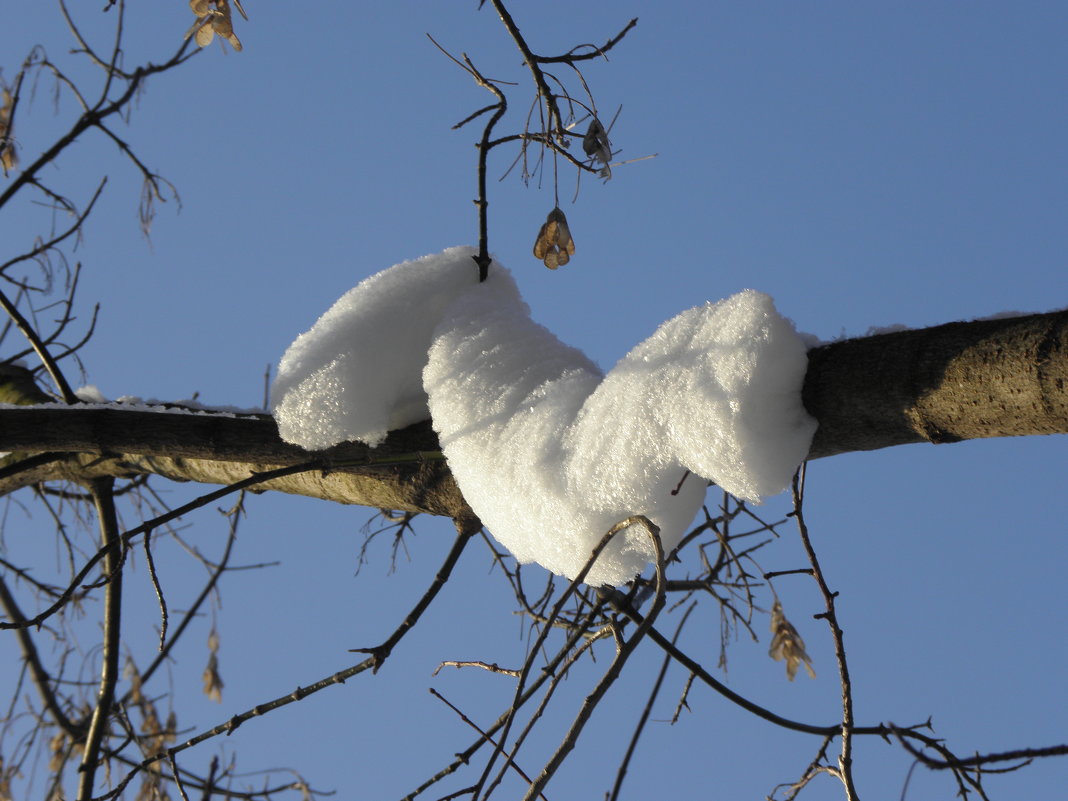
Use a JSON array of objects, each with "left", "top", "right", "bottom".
[
  {"left": 0, "top": 311, "right": 1065, "bottom": 517},
  {"left": 0, "top": 409, "right": 468, "bottom": 517},
  {"left": 804, "top": 309, "right": 1068, "bottom": 458}
]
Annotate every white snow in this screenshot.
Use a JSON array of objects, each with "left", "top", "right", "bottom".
[
  {"left": 75, "top": 385, "right": 108, "bottom": 403},
  {"left": 273, "top": 247, "right": 817, "bottom": 586},
  {"left": 272, "top": 248, "right": 483, "bottom": 448}
]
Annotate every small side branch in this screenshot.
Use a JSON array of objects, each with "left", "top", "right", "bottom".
[
  {"left": 889, "top": 727, "right": 1068, "bottom": 770},
  {"left": 350, "top": 515, "right": 480, "bottom": 671},
  {"left": 607, "top": 602, "right": 694, "bottom": 801},
  {"left": 791, "top": 466, "right": 859, "bottom": 800},
  {"left": 522, "top": 517, "right": 666, "bottom": 801},
  {"left": 533, "top": 19, "right": 639, "bottom": 65},
  {"left": 0, "top": 462, "right": 322, "bottom": 632},
  {"left": 0, "top": 284, "right": 79, "bottom": 402},
  {"left": 76, "top": 477, "right": 123, "bottom": 801},
  {"left": 0, "top": 575, "right": 84, "bottom": 738}
]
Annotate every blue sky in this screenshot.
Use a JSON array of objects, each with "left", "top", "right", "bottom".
[{"left": 1, "top": 2, "right": 1067, "bottom": 799}]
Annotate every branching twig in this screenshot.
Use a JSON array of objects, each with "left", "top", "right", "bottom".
[
  {"left": 0, "top": 283, "right": 79, "bottom": 402},
  {"left": 403, "top": 600, "right": 611, "bottom": 801},
  {"left": 350, "top": 514, "right": 480, "bottom": 671},
  {"left": 106, "top": 519, "right": 479, "bottom": 799},
  {"left": 607, "top": 602, "right": 694, "bottom": 801},
  {"left": 0, "top": 179, "right": 105, "bottom": 278},
  {"left": 0, "top": 574, "right": 83, "bottom": 738},
  {"left": 0, "top": 462, "right": 322, "bottom": 632},
  {"left": 533, "top": 19, "right": 639, "bottom": 65},
  {"left": 470, "top": 517, "right": 640, "bottom": 801},
  {"left": 429, "top": 688, "right": 545, "bottom": 798},
  {"left": 521, "top": 517, "right": 666, "bottom": 800},
  {"left": 888, "top": 724, "right": 1068, "bottom": 770},
  {"left": 792, "top": 465, "right": 859, "bottom": 801}
]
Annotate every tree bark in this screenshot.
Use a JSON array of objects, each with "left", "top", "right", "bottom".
[
  {"left": 2, "top": 310, "right": 1065, "bottom": 516},
  {"left": 803, "top": 309, "right": 1068, "bottom": 458}
]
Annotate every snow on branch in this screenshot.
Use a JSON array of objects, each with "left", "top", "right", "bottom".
[{"left": 272, "top": 248, "right": 816, "bottom": 586}]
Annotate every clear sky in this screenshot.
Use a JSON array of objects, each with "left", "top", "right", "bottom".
[{"left": 1, "top": 2, "right": 1066, "bottom": 799}]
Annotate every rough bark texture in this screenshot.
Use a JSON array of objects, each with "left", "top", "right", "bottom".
[
  {"left": 2, "top": 310, "right": 1065, "bottom": 516},
  {"left": 0, "top": 411, "right": 466, "bottom": 518},
  {"left": 804, "top": 310, "right": 1068, "bottom": 458}
]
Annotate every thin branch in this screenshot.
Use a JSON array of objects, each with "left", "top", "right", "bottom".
[
  {"left": 485, "top": 0, "right": 565, "bottom": 138},
  {"left": 533, "top": 19, "right": 639, "bottom": 64},
  {"left": 0, "top": 462, "right": 322, "bottom": 632},
  {"left": 607, "top": 592, "right": 934, "bottom": 745},
  {"left": 142, "top": 528, "right": 168, "bottom": 651},
  {"left": 434, "top": 661, "right": 521, "bottom": 679},
  {"left": 464, "top": 55, "right": 506, "bottom": 282},
  {"left": 130, "top": 502, "right": 239, "bottom": 691},
  {"left": 889, "top": 725, "right": 1068, "bottom": 770},
  {"left": 608, "top": 602, "right": 694, "bottom": 801},
  {"left": 792, "top": 465, "right": 859, "bottom": 800},
  {"left": 768, "top": 736, "right": 835, "bottom": 801},
  {"left": 522, "top": 517, "right": 666, "bottom": 801},
  {"left": 107, "top": 519, "right": 479, "bottom": 799},
  {"left": 0, "top": 282, "right": 79, "bottom": 402},
  {"left": 471, "top": 518, "right": 641, "bottom": 800},
  {"left": 0, "top": 35, "right": 197, "bottom": 214},
  {"left": 402, "top": 600, "right": 610, "bottom": 801},
  {"left": 0, "top": 574, "right": 84, "bottom": 737},
  {"left": 77, "top": 477, "right": 123, "bottom": 801},
  {"left": 350, "top": 514, "right": 480, "bottom": 671},
  {"left": 429, "top": 688, "right": 544, "bottom": 797}
]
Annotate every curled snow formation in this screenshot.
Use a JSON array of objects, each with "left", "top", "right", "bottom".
[
  {"left": 272, "top": 248, "right": 482, "bottom": 449},
  {"left": 273, "top": 247, "right": 817, "bottom": 586}
]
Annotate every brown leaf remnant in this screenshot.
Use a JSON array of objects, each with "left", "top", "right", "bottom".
[
  {"left": 769, "top": 600, "right": 816, "bottom": 681},
  {"left": 202, "top": 626, "right": 224, "bottom": 702},
  {"left": 0, "top": 86, "right": 17, "bottom": 174}
]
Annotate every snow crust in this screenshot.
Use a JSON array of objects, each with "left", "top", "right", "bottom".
[
  {"left": 272, "top": 247, "right": 817, "bottom": 586},
  {"left": 4, "top": 390, "right": 262, "bottom": 418}
]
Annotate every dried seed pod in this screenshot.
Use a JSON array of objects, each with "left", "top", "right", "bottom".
[
  {"left": 533, "top": 207, "right": 576, "bottom": 270},
  {"left": 187, "top": 0, "right": 243, "bottom": 51},
  {"left": 582, "top": 118, "right": 612, "bottom": 181}
]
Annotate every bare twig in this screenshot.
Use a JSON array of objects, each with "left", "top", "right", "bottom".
[
  {"left": 0, "top": 462, "right": 322, "bottom": 632},
  {"left": 129, "top": 501, "right": 240, "bottom": 691},
  {"left": 0, "top": 283, "right": 79, "bottom": 402},
  {"left": 402, "top": 600, "right": 611, "bottom": 801},
  {"left": 0, "top": 574, "right": 83, "bottom": 738},
  {"left": 888, "top": 724, "right": 1068, "bottom": 770},
  {"left": 533, "top": 19, "right": 639, "bottom": 64},
  {"left": 522, "top": 517, "right": 666, "bottom": 801},
  {"left": 470, "top": 517, "right": 642, "bottom": 801},
  {"left": 105, "top": 519, "right": 479, "bottom": 799},
  {"left": 77, "top": 477, "right": 123, "bottom": 801},
  {"left": 434, "top": 661, "right": 521, "bottom": 678},
  {"left": 0, "top": 17, "right": 197, "bottom": 213},
  {"left": 792, "top": 465, "right": 859, "bottom": 800},
  {"left": 142, "top": 528, "right": 168, "bottom": 651},
  {"left": 350, "top": 514, "right": 480, "bottom": 671},
  {"left": 608, "top": 602, "right": 695, "bottom": 801},
  {"left": 429, "top": 688, "right": 545, "bottom": 798}
]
